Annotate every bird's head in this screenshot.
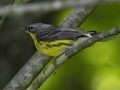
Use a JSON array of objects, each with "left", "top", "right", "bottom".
[{"left": 21, "top": 23, "right": 53, "bottom": 35}]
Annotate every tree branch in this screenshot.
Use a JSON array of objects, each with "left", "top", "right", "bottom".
[
  {"left": 0, "top": 0, "right": 119, "bottom": 16},
  {"left": 0, "top": 1, "right": 94, "bottom": 16},
  {"left": 27, "top": 27, "right": 120, "bottom": 90},
  {"left": 59, "top": 5, "right": 97, "bottom": 28},
  {"left": 4, "top": 1, "right": 98, "bottom": 90}
]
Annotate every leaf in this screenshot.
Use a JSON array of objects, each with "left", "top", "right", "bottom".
[
  {"left": 101, "top": 35, "right": 117, "bottom": 42},
  {"left": 75, "top": 28, "right": 88, "bottom": 34},
  {"left": 14, "top": 0, "right": 30, "bottom": 4}
]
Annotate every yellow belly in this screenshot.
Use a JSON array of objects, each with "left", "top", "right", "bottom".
[
  {"left": 28, "top": 33, "right": 74, "bottom": 56},
  {"left": 35, "top": 40, "right": 74, "bottom": 56}
]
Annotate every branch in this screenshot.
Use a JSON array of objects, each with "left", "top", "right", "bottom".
[
  {"left": 59, "top": 6, "right": 98, "bottom": 28},
  {"left": 27, "top": 27, "right": 120, "bottom": 90},
  {"left": 0, "top": 0, "right": 119, "bottom": 16},
  {"left": 4, "top": 1, "right": 98, "bottom": 90}
]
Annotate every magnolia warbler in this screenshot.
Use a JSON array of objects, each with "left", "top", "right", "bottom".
[{"left": 21, "top": 23, "right": 96, "bottom": 56}]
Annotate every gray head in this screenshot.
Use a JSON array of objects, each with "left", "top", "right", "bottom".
[{"left": 21, "top": 23, "right": 53, "bottom": 34}]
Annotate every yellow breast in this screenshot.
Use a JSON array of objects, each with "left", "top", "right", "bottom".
[
  {"left": 28, "top": 32, "right": 74, "bottom": 56},
  {"left": 36, "top": 40, "right": 74, "bottom": 56}
]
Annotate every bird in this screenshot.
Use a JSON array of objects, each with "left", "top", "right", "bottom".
[{"left": 21, "top": 23, "right": 97, "bottom": 56}]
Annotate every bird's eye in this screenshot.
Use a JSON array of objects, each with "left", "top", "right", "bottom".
[{"left": 27, "top": 26, "right": 33, "bottom": 32}]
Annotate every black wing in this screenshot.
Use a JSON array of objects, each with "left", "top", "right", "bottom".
[{"left": 36, "top": 27, "right": 84, "bottom": 41}]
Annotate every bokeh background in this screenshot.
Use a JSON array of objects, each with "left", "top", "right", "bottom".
[{"left": 0, "top": 0, "right": 120, "bottom": 90}]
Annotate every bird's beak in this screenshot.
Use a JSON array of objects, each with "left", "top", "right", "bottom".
[{"left": 20, "top": 28, "right": 27, "bottom": 31}]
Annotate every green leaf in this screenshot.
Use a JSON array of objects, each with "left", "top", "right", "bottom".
[
  {"left": 14, "top": 0, "right": 30, "bottom": 4},
  {"left": 75, "top": 28, "right": 88, "bottom": 34},
  {"left": 101, "top": 35, "right": 117, "bottom": 42}
]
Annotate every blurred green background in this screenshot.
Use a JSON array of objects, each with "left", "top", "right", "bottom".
[{"left": 0, "top": 1, "right": 120, "bottom": 90}]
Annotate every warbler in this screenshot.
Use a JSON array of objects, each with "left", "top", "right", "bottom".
[{"left": 21, "top": 23, "right": 96, "bottom": 56}]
